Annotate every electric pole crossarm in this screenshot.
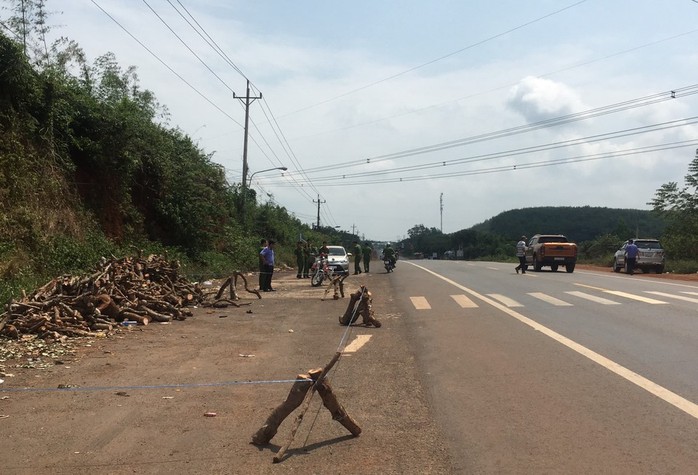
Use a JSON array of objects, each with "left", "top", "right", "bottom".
[{"left": 313, "top": 195, "right": 326, "bottom": 229}]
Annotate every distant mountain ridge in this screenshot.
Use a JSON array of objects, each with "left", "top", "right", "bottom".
[{"left": 470, "top": 206, "right": 666, "bottom": 242}]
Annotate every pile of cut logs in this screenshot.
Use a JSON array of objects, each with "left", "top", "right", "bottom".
[{"left": 0, "top": 254, "right": 204, "bottom": 340}]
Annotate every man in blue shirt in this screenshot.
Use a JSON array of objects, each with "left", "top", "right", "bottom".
[
  {"left": 624, "top": 239, "right": 639, "bottom": 275},
  {"left": 260, "top": 240, "right": 276, "bottom": 291}
]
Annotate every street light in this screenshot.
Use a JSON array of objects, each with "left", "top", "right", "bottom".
[
  {"left": 242, "top": 166, "right": 288, "bottom": 221},
  {"left": 248, "top": 166, "right": 287, "bottom": 183}
]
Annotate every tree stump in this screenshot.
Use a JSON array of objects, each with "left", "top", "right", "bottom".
[{"left": 339, "top": 286, "right": 381, "bottom": 327}]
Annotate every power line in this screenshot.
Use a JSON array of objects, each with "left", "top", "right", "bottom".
[
  {"left": 90, "top": 0, "right": 244, "bottom": 129},
  {"left": 287, "top": 84, "right": 698, "bottom": 176},
  {"left": 268, "top": 140, "right": 698, "bottom": 187},
  {"left": 260, "top": 117, "right": 698, "bottom": 186},
  {"left": 290, "top": 27, "right": 698, "bottom": 142},
  {"left": 142, "top": 0, "right": 236, "bottom": 95},
  {"left": 279, "top": 0, "right": 588, "bottom": 118}
]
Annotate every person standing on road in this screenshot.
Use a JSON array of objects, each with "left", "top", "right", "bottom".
[
  {"left": 260, "top": 240, "right": 276, "bottom": 291},
  {"left": 294, "top": 241, "right": 305, "bottom": 278},
  {"left": 515, "top": 236, "right": 528, "bottom": 274},
  {"left": 303, "top": 241, "right": 314, "bottom": 278},
  {"left": 624, "top": 239, "right": 639, "bottom": 275},
  {"left": 362, "top": 241, "right": 373, "bottom": 273},
  {"left": 353, "top": 240, "right": 363, "bottom": 274},
  {"left": 258, "top": 238, "right": 267, "bottom": 290}
]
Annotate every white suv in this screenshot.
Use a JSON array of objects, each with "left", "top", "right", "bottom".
[{"left": 612, "top": 239, "right": 665, "bottom": 274}]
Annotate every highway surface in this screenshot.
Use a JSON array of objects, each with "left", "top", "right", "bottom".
[{"left": 390, "top": 259, "right": 698, "bottom": 473}]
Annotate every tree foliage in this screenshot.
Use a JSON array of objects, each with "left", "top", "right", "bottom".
[
  {"left": 0, "top": 10, "right": 341, "bottom": 302},
  {"left": 649, "top": 148, "right": 698, "bottom": 259}
]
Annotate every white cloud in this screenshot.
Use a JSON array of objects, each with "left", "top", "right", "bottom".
[{"left": 506, "top": 76, "right": 585, "bottom": 124}]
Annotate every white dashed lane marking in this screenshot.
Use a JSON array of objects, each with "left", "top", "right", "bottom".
[
  {"left": 486, "top": 294, "right": 523, "bottom": 308},
  {"left": 410, "top": 296, "right": 431, "bottom": 310},
  {"left": 342, "top": 335, "right": 372, "bottom": 354},
  {"left": 528, "top": 292, "right": 573, "bottom": 306},
  {"left": 645, "top": 291, "right": 698, "bottom": 304},
  {"left": 450, "top": 294, "right": 479, "bottom": 308},
  {"left": 565, "top": 291, "right": 621, "bottom": 305},
  {"left": 604, "top": 290, "right": 667, "bottom": 304}
]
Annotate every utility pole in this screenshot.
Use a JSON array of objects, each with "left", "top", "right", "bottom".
[
  {"left": 313, "top": 195, "right": 326, "bottom": 229},
  {"left": 440, "top": 193, "right": 444, "bottom": 232},
  {"left": 234, "top": 79, "right": 262, "bottom": 194}
]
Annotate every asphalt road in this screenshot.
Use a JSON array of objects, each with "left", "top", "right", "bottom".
[{"left": 391, "top": 259, "right": 698, "bottom": 473}]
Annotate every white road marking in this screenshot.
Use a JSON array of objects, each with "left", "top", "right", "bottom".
[
  {"left": 682, "top": 291, "right": 698, "bottom": 296},
  {"left": 645, "top": 291, "right": 698, "bottom": 304},
  {"left": 528, "top": 292, "right": 573, "bottom": 306},
  {"left": 407, "top": 262, "right": 698, "bottom": 420},
  {"left": 486, "top": 266, "right": 499, "bottom": 271},
  {"left": 410, "top": 296, "right": 431, "bottom": 310},
  {"left": 604, "top": 290, "right": 668, "bottom": 304},
  {"left": 451, "top": 294, "right": 479, "bottom": 308},
  {"left": 487, "top": 294, "right": 523, "bottom": 307},
  {"left": 575, "top": 284, "right": 668, "bottom": 304},
  {"left": 342, "top": 334, "right": 372, "bottom": 354},
  {"left": 565, "top": 291, "right": 621, "bottom": 305}
]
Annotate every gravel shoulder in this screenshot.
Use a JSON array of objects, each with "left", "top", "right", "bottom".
[{"left": 0, "top": 269, "right": 452, "bottom": 475}]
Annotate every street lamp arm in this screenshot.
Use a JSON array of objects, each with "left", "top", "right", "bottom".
[{"left": 249, "top": 166, "right": 288, "bottom": 182}]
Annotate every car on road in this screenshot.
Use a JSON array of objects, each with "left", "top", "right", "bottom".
[
  {"left": 612, "top": 239, "right": 665, "bottom": 274},
  {"left": 326, "top": 245, "right": 350, "bottom": 275},
  {"left": 525, "top": 234, "right": 578, "bottom": 273}
]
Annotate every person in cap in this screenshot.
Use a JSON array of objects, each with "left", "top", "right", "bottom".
[{"left": 515, "top": 236, "right": 528, "bottom": 274}]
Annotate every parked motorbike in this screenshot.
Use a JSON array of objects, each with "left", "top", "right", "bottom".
[{"left": 310, "top": 254, "right": 334, "bottom": 287}]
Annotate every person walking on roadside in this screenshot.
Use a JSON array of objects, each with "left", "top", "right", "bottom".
[
  {"left": 515, "top": 236, "right": 528, "bottom": 274},
  {"left": 260, "top": 240, "right": 276, "bottom": 291},
  {"left": 362, "top": 241, "right": 373, "bottom": 273},
  {"left": 624, "top": 239, "right": 639, "bottom": 275},
  {"left": 352, "top": 240, "right": 363, "bottom": 274},
  {"left": 294, "top": 241, "right": 305, "bottom": 278},
  {"left": 258, "top": 238, "right": 267, "bottom": 290}
]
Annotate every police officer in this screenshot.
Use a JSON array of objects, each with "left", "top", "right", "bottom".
[
  {"left": 294, "top": 241, "right": 305, "bottom": 278},
  {"left": 352, "top": 240, "right": 363, "bottom": 274},
  {"left": 362, "top": 241, "right": 373, "bottom": 273}
]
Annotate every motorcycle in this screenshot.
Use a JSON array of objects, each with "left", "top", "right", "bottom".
[
  {"left": 310, "top": 254, "right": 334, "bottom": 287},
  {"left": 382, "top": 254, "right": 396, "bottom": 273}
]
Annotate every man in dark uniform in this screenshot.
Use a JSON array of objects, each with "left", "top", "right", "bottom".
[
  {"left": 294, "top": 241, "right": 305, "bottom": 278},
  {"left": 362, "top": 242, "right": 373, "bottom": 273},
  {"left": 352, "top": 240, "right": 363, "bottom": 274}
]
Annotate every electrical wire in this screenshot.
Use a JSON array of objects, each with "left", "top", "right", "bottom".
[
  {"left": 279, "top": 0, "right": 589, "bottom": 117},
  {"left": 291, "top": 85, "right": 698, "bottom": 175},
  {"left": 269, "top": 116, "right": 698, "bottom": 183},
  {"left": 90, "top": 0, "right": 244, "bottom": 129}
]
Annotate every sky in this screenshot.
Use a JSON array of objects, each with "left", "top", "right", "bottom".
[{"left": 15, "top": 0, "right": 698, "bottom": 241}]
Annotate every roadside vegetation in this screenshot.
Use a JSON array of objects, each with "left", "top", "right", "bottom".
[{"left": 0, "top": 3, "right": 345, "bottom": 303}]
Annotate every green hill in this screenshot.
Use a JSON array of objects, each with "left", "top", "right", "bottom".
[{"left": 470, "top": 206, "right": 666, "bottom": 242}]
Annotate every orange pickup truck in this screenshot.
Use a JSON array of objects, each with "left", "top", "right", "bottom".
[{"left": 525, "top": 234, "right": 577, "bottom": 273}]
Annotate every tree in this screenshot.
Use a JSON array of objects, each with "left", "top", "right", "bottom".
[{"left": 649, "top": 149, "right": 698, "bottom": 259}]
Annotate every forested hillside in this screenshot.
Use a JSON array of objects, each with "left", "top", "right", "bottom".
[
  {"left": 0, "top": 21, "right": 339, "bottom": 303},
  {"left": 471, "top": 206, "right": 666, "bottom": 242}
]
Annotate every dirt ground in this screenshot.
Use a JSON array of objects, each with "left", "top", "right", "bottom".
[{"left": 0, "top": 269, "right": 452, "bottom": 475}]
